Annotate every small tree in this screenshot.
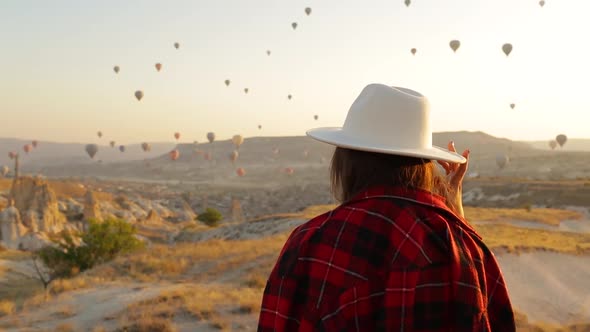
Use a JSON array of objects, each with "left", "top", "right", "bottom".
[{"left": 197, "top": 208, "right": 223, "bottom": 227}]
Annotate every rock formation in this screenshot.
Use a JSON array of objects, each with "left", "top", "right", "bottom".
[
  {"left": 0, "top": 206, "right": 27, "bottom": 249},
  {"left": 9, "top": 176, "right": 66, "bottom": 232},
  {"left": 83, "top": 190, "right": 103, "bottom": 222}
]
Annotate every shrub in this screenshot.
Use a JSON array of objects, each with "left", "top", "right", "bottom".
[
  {"left": 197, "top": 208, "right": 222, "bottom": 227},
  {"left": 0, "top": 300, "right": 15, "bottom": 317},
  {"left": 36, "top": 218, "right": 144, "bottom": 280}
]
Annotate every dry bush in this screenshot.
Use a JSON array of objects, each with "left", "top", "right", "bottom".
[
  {"left": 464, "top": 207, "right": 582, "bottom": 226},
  {"left": 0, "top": 300, "right": 15, "bottom": 317},
  {"left": 53, "top": 323, "right": 76, "bottom": 332},
  {"left": 49, "top": 275, "right": 106, "bottom": 295},
  {"left": 115, "top": 318, "right": 178, "bottom": 332},
  {"left": 474, "top": 223, "right": 590, "bottom": 254}
]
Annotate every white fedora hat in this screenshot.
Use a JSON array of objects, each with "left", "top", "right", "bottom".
[{"left": 307, "top": 84, "right": 466, "bottom": 164}]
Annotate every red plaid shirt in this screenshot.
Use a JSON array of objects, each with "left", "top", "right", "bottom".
[{"left": 258, "top": 186, "right": 515, "bottom": 331}]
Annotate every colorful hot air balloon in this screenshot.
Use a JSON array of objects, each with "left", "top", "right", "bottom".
[
  {"left": 305, "top": 7, "right": 312, "bottom": 15},
  {"left": 110, "top": 141, "right": 116, "bottom": 148},
  {"left": 135, "top": 90, "right": 144, "bottom": 101},
  {"left": 225, "top": 80, "right": 231, "bottom": 87},
  {"left": 119, "top": 145, "right": 126, "bottom": 152},
  {"left": 496, "top": 154, "right": 509, "bottom": 169},
  {"left": 292, "top": 22, "right": 298, "bottom": 30},
  {"left": 502, "top": 43, "right": 513, "bottom": 56},
  {"left": 539, "top": 0, "right": 545, "bottom": 7},
  {"left": 32, "top": 140, "right": 38, "bottom": 148},
  {"left": 229, "top": 150, "right": 239, "bottom": 164},
  {"left": 1, "top": 166, "right": 9, "bottom": 177},
  {"left": 97, "top": 131, "right": 103, "bottom": 138},
  {"left": 113, "top": 66, "right": 120, "bottom": 74},
  {"left": 207, "top": 132, "right": 216, "bottom": 143},
  {"left": 8, "top": 152, "right": 16, "bottom": 160},
  {"left": 236, "top": 168, "right": 246, "bottom": 177},
  {"left": 141, "top": 142, "right": 151, "bottom": 152},
  {"left": 155, "top": 63, "right": 162, "bottom": 72},
  {"left": 510, "top": 103, "right": 516, "bottom": 110},
  {"left": 169, "top": 150, "right": 180, "bottom": 161},
  {"left": 549, "top": 140, "right": 557, "bottom": 150},
  {"left": 232, "top": 135, "right": 244, "bottom": 149},
  {"left": 23, "top": 144, "right": 32, "bottom": 154},
  {"left": 411, "top": 48, "right": 417, "bottom": 55},
  {"left": 404, "top": 0, "right": 411, "bottom": 7},
  {"left": 85, "top": 144, "right": 99, "bottom": 159},
  {"left": 556, "top": 134, "right": 567, "bottom": 147},
  {"left": 244, "top": 88, "right": 249, "bottom": 94},
  {"left": 174, "top": 42, "right": 180, "bottom": 49},
  {"left": 174, "top": 132, "right": 181, "bottom": 141},
  {"left": 450, "top": 40, "right": 461, "bottom": 53}
]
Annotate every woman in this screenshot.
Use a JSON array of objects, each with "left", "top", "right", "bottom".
[{"left": 258, "top": 84, "right": 515, "bottom": 331}]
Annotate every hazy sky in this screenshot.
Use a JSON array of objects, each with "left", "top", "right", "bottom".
[{"left": 1, "top": 0, "right": 588, "bottom": 144}]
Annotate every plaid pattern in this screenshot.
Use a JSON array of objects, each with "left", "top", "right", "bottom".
[{"left": 258, "top": 186, "right": 515, "bottom": 331}]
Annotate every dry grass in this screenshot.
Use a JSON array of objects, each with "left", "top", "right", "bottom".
[
  {"left": 52, "top": 305, "right": 76, "bottom": 318},
  {"left": 115, "top": 318, "right": 178, "bottom": 332},
  {"left": 515, "top": 311, "right": 590, "bottom": 331},
  {"left": 464, "top": 207, "right": 582, "bottom": 226},
  {"left": 475, "top": 223, "right": 590, "bottom": 254},
  {"left": 53, "top": 323, "right": 76, "bottom": 332},
  {"left": 0, "top": 300, "right": 15, "bottom": 317},
  {"left": 49, "top": 275, "right": 109, "bottom": 295},
  {"left": 0, "top": 249, "right": 31, "bottom": 261}
]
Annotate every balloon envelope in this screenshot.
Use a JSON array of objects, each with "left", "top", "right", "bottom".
[
  {"left": 258, "top": 125, "right": 262, "bottom": 130},
  {"left": 8, "top": 152, "right": 16, "bottom": 160},
  {"left": 292, "top": 22, "right": 298, "bottom": 30},
  {"left": 510, "top": 103, "right": 516, "bottom": 109},
  {"left": 85, "top": 144, "right": 99, "bottom": 159},
  {"left": 169, "top": 150, "right": 180, "bottom": 161},
  {"left": 229, "top": 150, "right": 239, "bottom": 163},
  {"left": 288, "top": 94, "right": 292, "bottom": 100},
  {"left": 32, "top": 140, "right": 38, "bottom": 148},
  {"left": 135, "top": 90, "right": 144, "bottom": 101},
  {"left": 549, "top": 140, "right": 557, "bottom": 150},
  {"left": 236, "top": 168, "right": 246, "bottom": 177},
  {"left": 141, "top": 142, "right": 151, "bottom": 152},
  {"left": 450, "top": 40, "right": 461, "bottom": 52},
  {"left": 97, "top": 131, "right": 103, "bottom": 138},
  {"left": 119, "top": 145, "right": 126, "bottom": 152},
  {"left": 110, "top": 141, "right": 116, "bottom": 148},
  {"left": 225, "top": 80, "right": 230, "bottom": 87},
  {"left": 232, "top": 135, "right": 244, "bottom": 149},
  {"left": 502, "top": 43, "right": 513, "bottom": 56},
  {"left": 23, "top": 144, "right": 32, "bottom": 154},
  {"left": 305, "top": 7, "right": 312, "bottom": 15},
  {"left": 411, "top": 48, "right": 417, "bottom": 55},
  {"left": 174, "top": 132, "right": 181, "bottom": 140},
  {"left": 556, "top": 134, "right": 567, "bottom": 147},
  {"left": 405, "top": 0, "right": 411, "bottom": 7},
  {"left": 314, "top": 115, "right": 318, "bottom": 120},
  {"left": 174, "top": 42, "right": 180, "bottom": 49},
  {"left": 244, "top": 88, "right": 249, "bottom": 94},
  {"left": 284, "top": 167, "right": 294, "bottom": 175},
  {"left": 266, "top": 50, "right": 271, "bottom": 56},
  {"left": 539, "top": 0, "right": 545, "bottom": 7},
  {"left": 113, "top": 66, "right": 120, "bottom": 74},
  {"left": 155, "top": 63, "right": 162, "bottom": 71},
  {"left": 1, "top": 166, "right": 9, "bottom": 177},
  {"left": 207, "top": 132, "right": 216, "bottom": 143},
  {"left": 496, "top": 154, "right": 509, "bottom": 169}
]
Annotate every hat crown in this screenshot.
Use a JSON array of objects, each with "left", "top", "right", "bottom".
[{"left": 342, "top": 84, "right": 432, "bottom": 150}]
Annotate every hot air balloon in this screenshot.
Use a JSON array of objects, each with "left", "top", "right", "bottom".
[
  {"left": 207, "top": 132, "right": 216, "bottom": 143},
  {"left": 141, "top": 142, "right": 151, "bottom": 152},
  {"left": 496, "top": 154, "right": 509, "bottom": 170},
  {"left": 539, "top": 0, "right": 545, "bottom": 7},
  {"left": 169, "top": 150, "right": 180, "bottom": 161},
  {"left": 225, "top": 80, "right": 231, "bottom": 87},
  {"left": 174, "top": 132, "right": 181, "bottom": 141},
  {"left": 32, "top": 140, "right": 38, "bottom": 148},
  {"left": 113, "top": 66, "right": 120, "bottom": 74},
  {"left": 556, "top": 134, "right": 567, "bottom": 147},
  {"left": 110, "top": 141, "right": 116, "bottom": 148},
  {"left": 502, "top": 43, "right": 513, "bottom": 56},
  {"left": 549, "top": 140, "right": 557, "bottom": 150},
  {"left": 1, "top": 166, "right": 9, "bottom": 177},
  {"left": 284, "top": 167, "right": 294, "bottom": 175},
  {"left": 305, "top": 7, "right": 312, "bottom": 15},
  {"left": 236, "top": 168, "right": 246, "bottom": 177},
  {"left": 8, "top": 152, "right": 16, "bottom": 160},
  {"left": 258, "top": 125, "right": 262, "bottom": 130},
  {"left": 292, "top": 22, "right": 298, "bottom": 30},
  {"left": 97, "top": 131, "right": 103, "bottom": 138},
  {"left": 411, "top": 48, "right": 417, "bottom": 55},
  {"left": 119, "top": 145, "right": 126, "bottom": 152},
  {"left": 266, "top": 50, "right": 271, "bottom": 56},
  {"left": 510, "top": 103, "right": 516, "bottom": 110},
  {"left": 450, "top": 40, "right": 461, "bottom": 53},
  {"left": 288, "top": 94, "right": 292, "bottom": 100},
  {"left": 232, "top": 135, "right": 244, "bottom": 149},
  {"left": 204, "top": 152, "right": 212, "bottom": 161},
  {"left": 23, "top": 144, "right": 32, "bottom": 154},
  {"left": 85, "top": 144, "right": 99, "bottom": 159},
  {"left": 174, "top": 42, "right": 180, "bottom": 49},
  {"left": 135, "top": 90, "right": 144, "bottom": 101},
  {"left": 229, "top": 150, "right": 239, "bottom": 164},
  {"left": 405, "top": 0, "right": 411, "bottom": 7},
  {"left": 314, "top": 115, "right": 319, "bottom": 120},
  {"left": 244, "top": 88, "right": 249, "bottom": 94},
  {"left": 155, "top": 63, "right": 162, "bottom": 72}
]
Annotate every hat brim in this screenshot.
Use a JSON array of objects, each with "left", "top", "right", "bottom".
[{"left": 307, "top": 127, "right": 467, "bottom": 164}]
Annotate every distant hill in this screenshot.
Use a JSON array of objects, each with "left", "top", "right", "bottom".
[{"left": 525, "top": 139, "right": 590, "bottom": 152}]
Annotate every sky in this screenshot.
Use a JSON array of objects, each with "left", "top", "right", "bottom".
[{"left": 0, "top": 0, "right": 588, "bottom": 145}]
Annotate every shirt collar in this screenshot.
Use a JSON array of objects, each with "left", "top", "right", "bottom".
[{"left": 345, "top": 185, "right": 480, "bottom": 238}]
